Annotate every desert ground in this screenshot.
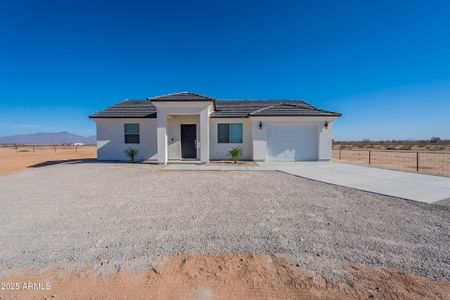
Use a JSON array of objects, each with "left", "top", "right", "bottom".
[
  {"left": 333, "top": 140, "right": 450, "bottom": 152},
  {"left": 332, "top": 141, "right": 450, "bottom": 177},
  {"left": 0, "top": 158, "right": 449, "bottom": 299},
  {"left": 0, "top": 145, "right": 96, "bottom": 176}
]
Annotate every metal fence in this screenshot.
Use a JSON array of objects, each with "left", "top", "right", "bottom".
[
  {"left": 1, "top": 144, "right": 96, "bottom": 153},
  {"left": 332, "top": 149, "right": 450, "bottom": 177}
]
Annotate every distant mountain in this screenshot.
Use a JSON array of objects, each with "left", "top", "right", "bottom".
[{"left": 0, "top": 132, "right": 96, "bottom": 145}]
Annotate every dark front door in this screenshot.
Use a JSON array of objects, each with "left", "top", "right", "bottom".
[{"left": 180, "top": 124, "right": 197, "bottom": 159}]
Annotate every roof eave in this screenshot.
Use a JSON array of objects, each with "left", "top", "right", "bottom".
[
  {"left": 210, "top": 115, "right": 249, "bottom": 118},
  {"left": 150, "top": 99, "right": 215, "bottom": 102},
  {"left": 89, "top": 115, "right": 156, "bottom": 119},
  {"left": 249, "top": 114, "right": 342, "bottom": 117}
]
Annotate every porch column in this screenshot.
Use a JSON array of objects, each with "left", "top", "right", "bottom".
[
  {"left": 157, "top": 111, "right": 168, "bottom": 164},
  {"left": 199, "top": 108, "right": 210, "bottom": 163}
]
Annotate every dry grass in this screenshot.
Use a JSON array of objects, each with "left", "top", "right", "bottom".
[
  {"left": 332, "top": 149, "right": 450, "bottom": 177},
  {"left": 0, "top": 145, "right": 96, "bottom": 176},
  {"left": 333, "top": 140, "right": 450, "bottom": 152}
]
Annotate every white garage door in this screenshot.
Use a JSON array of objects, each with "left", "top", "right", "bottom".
[{"left": 267, "top": 123, "right": 318, "bottom": 161}]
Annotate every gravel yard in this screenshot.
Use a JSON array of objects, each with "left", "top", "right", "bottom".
[{"left": 0, "top": 162, "right": 449, "bottom": 281}]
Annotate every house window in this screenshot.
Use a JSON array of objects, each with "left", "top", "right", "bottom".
[
  {"left": 124, "top": 123, "right": 140, "bottom": 144},
  {"left": 218, "top": 123, "right": 243, "bottom": 143}
]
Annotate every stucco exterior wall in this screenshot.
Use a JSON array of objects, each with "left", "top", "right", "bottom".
[
  {"left": 209, "top": 118, "right": 252, "bottom": 160},
  {"left": 250, "top": 119, "right": 267, "bottom": 161},
  {"left": 94, "top": 115, "right": 336, "bottom": 162},
  {"left": 95, "top": 118, "right": 157, "bottom": 161},
  {"left": 318, "top": 120, "right": 333, "bottom": 160}
]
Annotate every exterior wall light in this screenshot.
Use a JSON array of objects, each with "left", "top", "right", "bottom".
[
  {"left": 324, "top": 121, "right": 329, "bottom": 129},
  {"left": 259, "top": 121, "right": 263, "bottom": 130}
]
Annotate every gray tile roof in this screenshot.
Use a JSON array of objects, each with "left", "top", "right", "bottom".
[
  {"left": 89, "top": 100, "right": 156, "bottom": 118},
  {"left": 90, "top": 92, "right": 341, "bottom": 119},
  {"left": 211, "top": 100, "right": 340, "bottom": 117},
  {"left": 149, "top": 92, "right": 215, "bottom": 102}
]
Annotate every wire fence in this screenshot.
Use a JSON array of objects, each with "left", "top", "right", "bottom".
[
  {"left": 0, "top": 144, "right": 96, "bottom": 153},
  {"left": 332, "top": 149, "right": 450, "bottom": 177}
]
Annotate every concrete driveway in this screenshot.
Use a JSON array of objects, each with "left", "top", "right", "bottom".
[{"left": 257, "top": 161, "right": 450, "bottom": 204}]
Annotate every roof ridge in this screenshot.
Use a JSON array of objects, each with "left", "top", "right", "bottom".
[
  {"left": 248, "top": 102, "right": 312, "bottom": 116},
  {"left": 248, "top": 104, "right": 278, "bottom": 116},
  {"left": 216, "top": 99, "right": 307, "bottom": 102},
  {"left": 111, "top": 99, "right": 149, "bottom": 107},
  {"left": 120, "top": 98, "right": 149, "bottom": 102},
  {"left": 216, "top": 99, "right": 316, "bottom": 108},
  {"left": 149, "top": 91, "right": 215, "bottom": 100}
]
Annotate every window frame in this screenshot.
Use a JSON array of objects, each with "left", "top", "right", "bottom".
[
  {"left": 124, "top": 123, "right": 140, "bottom": 144},
  {"left": 217, "top": 123, "right": 243, "bottom": 144}
]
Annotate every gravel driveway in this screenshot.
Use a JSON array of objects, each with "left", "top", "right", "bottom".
[{"left": 0, "top": 162, "right": 449, "bottom": 280}]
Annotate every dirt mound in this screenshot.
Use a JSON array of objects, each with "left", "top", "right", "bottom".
[
  {"left": 1, "top": 254, "right": 449, "bottom": 299},
  {"left": 347, "top": 263, "right": 450, "bottom": 299}
]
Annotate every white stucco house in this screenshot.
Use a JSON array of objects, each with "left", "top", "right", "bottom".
[{"left": 90, "top": 92, "right": 341, "bottom": 163}]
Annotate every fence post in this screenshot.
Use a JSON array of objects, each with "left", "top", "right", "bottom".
[
  {"left": 339, "top": 149, "right": 342, "bottom": 160},
  {"left": 416, "top": 152, "right": 419, "bottom": 172},
  {"left": 368, "top": 150, "right": 371, "bottom": 165},
  {"left": 54, "top": 145, "right": 56, "bottom": 152},
  {"left": 75, "top": 145, "right": 78, "bottom": 152},
  {"left": 33, "top": 146, "right": 35, "bottom": 152},
  {"left": 15, "top": 144, "right": 18, "bottom": 152}
]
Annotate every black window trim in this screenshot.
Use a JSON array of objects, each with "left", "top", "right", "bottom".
[{"left": 124, "top": 123, "right": 140, "bottom": 144}]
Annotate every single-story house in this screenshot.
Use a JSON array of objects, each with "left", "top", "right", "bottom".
[{"left": 89, "top": 92, "right": 341, "bottom": 163}]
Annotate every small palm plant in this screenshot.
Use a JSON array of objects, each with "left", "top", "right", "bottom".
[
  {"left": 228, "top": 147, "right": 243, "bottom": 164},
  {"left": 124, "top": 148, "right": 138, "bottom": 163}
]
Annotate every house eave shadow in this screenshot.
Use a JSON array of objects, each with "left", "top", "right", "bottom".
[
  {"left": 29, "top": 158, "right": 100, "bottom": 168},
  {"left": 28, "top": 158, "right": 157, "bottom": 168}
]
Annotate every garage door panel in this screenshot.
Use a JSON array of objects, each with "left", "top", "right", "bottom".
[{"left": 267, "top": 123, "right": 317, "bottom": 161}]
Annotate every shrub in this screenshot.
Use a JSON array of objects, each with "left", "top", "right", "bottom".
[
  {"left": 430, "top": 137, "right": 441, "bottom": 143},
  {"left": 228, "top": 147, "right": 244, "bottom": 164},
  {"left": 124, "top": 148, "right": 138, "bottom": 163},
  {"left": 399, "top": 144, "right": 412, "bottom": 151}
]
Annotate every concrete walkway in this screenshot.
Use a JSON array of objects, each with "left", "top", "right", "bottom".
[
  {"left": 164, "top": 163, "right": 260, "bottom": 171},
  {"left": 257, "top": 161, "right": 450, "bottom": 204}
]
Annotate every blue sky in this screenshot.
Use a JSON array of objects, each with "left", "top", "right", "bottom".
[{"left": 0, "top": 0, "right": 449, "bottom": 140}]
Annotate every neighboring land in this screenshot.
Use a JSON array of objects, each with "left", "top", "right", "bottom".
[
  {"left": 333, "top": 140, "right": 450, "bottom": 177},
  {"left": 0, "top": 132, "right": 96, "bottom": 145},
  {"left": 333, "top": 139, "right": 450, "bottom": 152},
  {"left": 0, "top": 163, "right": 449, "bottom": 299},
  {"left": 0, "top": 145, "right": 96, "bottom": 176}
]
